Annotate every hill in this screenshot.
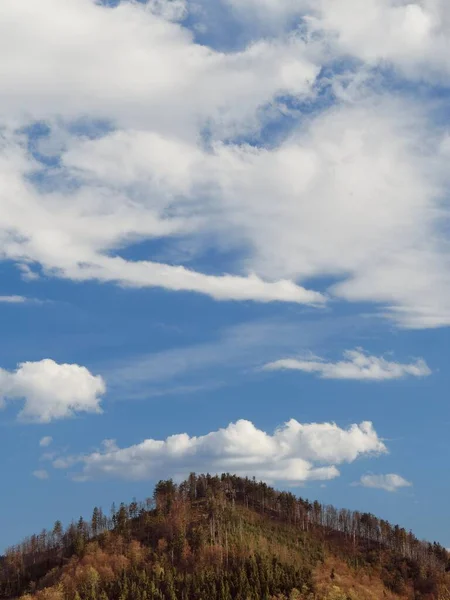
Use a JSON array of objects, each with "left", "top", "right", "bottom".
[{"left": 1, "top": 474, "right": 449, "bottom": 600}]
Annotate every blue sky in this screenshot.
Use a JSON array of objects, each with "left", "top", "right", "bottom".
[{"left": 1, "top": 0, "right": 450, "bottom": 552}]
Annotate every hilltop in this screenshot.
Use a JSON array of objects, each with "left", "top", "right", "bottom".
[{"left": 1, "top": 474, "right": 449, "bottom": 600}]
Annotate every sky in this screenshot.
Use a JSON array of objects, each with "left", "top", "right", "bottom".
[{"left": 1, "top": 0, "right": 450, "bottom": 551}]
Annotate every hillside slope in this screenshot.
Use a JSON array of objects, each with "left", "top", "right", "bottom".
[{"left": 1, "top": 474, "right": 449, "bottom": 600}]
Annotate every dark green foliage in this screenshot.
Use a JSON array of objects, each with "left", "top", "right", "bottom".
[{"left": 72, "top": 555, "right": 311, "bottom": 600}]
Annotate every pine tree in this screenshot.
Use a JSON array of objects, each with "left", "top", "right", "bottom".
[{"left": 91, "top": 507, "right": 100, "bottom": 537}]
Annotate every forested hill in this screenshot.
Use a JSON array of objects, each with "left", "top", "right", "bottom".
[{"left": 2, "top": 474, "right": 450, "bottom": 600}]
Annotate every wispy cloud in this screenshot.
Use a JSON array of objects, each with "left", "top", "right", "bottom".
[
  {"left": 0, "top": 296, "right": 27, "bottom": 303},
  {"left": 104, "top": 316, "right": 364, "bottom": 399},
  {"left": 357, "top": 473, "right": 412, "bottom": 493},
  {"left": 32, "top": 469, "right": 49, "bottom": 480},
  {"left": 0, "top": 295, "right": 45, "bottom": 305},
  {"left": 264, "top": 348, "right": 431, "bottom": 381},
  {"left": 39, "top": 436, "right": 53, "bottom": 447}
]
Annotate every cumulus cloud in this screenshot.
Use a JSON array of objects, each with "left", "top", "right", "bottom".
[
  {"left": 264, "top": 348, "right": 432, "bottom": 381},
  {"left": 358, "top": 473, "right": 412, "bottom": 492},
  {"left": 0, "top": 359, "right": 105, "bottom": 423},
  {"left": 39, "top": 436, "right": 53, "bottom": 447},
  {"left": 33, "top": 469, "right": 49, "bottom": 480},
  {"left": 57, "top": 418, "right": 387, "bottom": 483}
]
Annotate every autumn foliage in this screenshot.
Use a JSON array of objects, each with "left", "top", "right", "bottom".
[{"left": 1, "top": 474, "right": 449, "bottom": 600}]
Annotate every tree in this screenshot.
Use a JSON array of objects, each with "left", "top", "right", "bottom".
[
  {"left": 116, "top": 503, "right": 129, "bottom": 537},
  {"left": 91, "top": 507, "right": 100, "bottom": 537}
]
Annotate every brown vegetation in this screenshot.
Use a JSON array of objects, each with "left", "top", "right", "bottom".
[{"left": 1, "top": 474, "right": 449, "bottom": 600}]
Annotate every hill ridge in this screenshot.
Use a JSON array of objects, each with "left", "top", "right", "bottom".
[{"left": 2, "top": 473, "right": 449, "bottom": 600}]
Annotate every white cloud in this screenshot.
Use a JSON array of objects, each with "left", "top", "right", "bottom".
[
  {"left": 221, "top": 0, "right": 450, "bottom": 82},
  {"left": 0, "top": 1, "right": 447, "bottom": 325},
  {"left": 104, "top": 316, "right": 358, "bottom": 399},
  {"left": 358, "top": 473, "right": 412, "bottom": 492},
  {"left": 57, "top": 97, "right": 450, "bottom": 327},
  {"left": 0, "top": 295, "right": 42, "bottom": 305},
  {"left": 0, "top": 0, "right": 318, "bottom": 130},
  {"left": 0, "top": 296, "right": 27, "bottom": 303},
  {"left": 61, "top": 258, "right": 326, "bottom": 304},
  {"left": 0, "top": 0, "right": 325, "bottom": 306},
  {"left": 309, "top": 0, "right": 450, "bottom": 82},
  {"left": 214, "top": 101, "right": 450, "bottom": 329},
  {"left": 0, "top": 129, "right": 325, "bottom": 305},
  {"left": 59, "top": 418, "right": 387, "bottom": 483},
  {"left": 264, "top": 348, "right": 432, "bottom": 381},
  {"left": 39, "top": 436, "right": 53, "bottom": 447},
  {"left": 0, "top": 359, "right": 105, "bottom": 423},
  {"left": 33, "top": 469, "right": 49, "bottom": 480}
]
